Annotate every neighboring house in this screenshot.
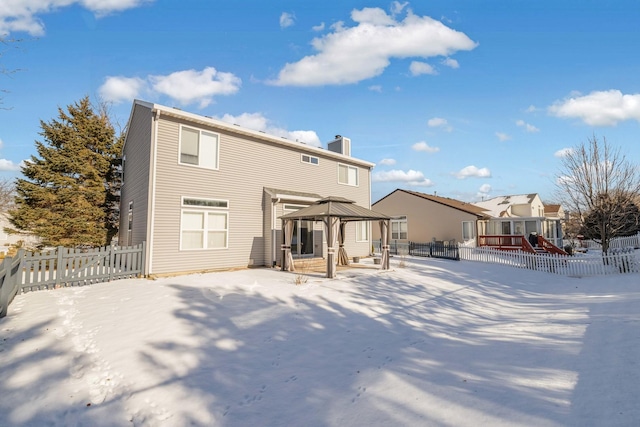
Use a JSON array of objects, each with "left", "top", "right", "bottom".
[
  {"left": 544, "top": 203, "right": 565, "bottom": 220},
  {"left": 473, "top": 194, "right": 564, "bottom": 247},
  {"left": 371, "top": 189, "right": 489, "bottom": 244},
  {"left": 0, "top": 213, "right": 40, "bottom": 254},
  {"left": 119, "top": 100, "right": 374, "bottom": 276}
]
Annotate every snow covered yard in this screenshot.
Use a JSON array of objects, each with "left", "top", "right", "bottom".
[{"left": 1, "top": 256, "right": 639, "bottom": 427}]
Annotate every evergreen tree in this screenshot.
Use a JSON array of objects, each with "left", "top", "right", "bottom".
[
  {"left": 8, "top": 97, "right": 122, "bottom": 247},
  {"left": 580, "top": 194, "right": 640, "bottom": 241}
]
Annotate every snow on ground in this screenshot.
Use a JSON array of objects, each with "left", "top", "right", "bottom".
[{"left": 1, "top": 256, "right": 639, "bottom": 427}]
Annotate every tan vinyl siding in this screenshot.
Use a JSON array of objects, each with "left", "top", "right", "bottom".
[
  {"left": 147, "top": 115, "right": 371, "bottom": 274},
  {"left": 373, "top": 191, "right": 479, "bottom": 243},
  {"left": 119, "top": 104, "right": 153, "bottom": 248}
]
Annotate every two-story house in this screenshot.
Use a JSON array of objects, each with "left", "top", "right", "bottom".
[
  {"left": 474, "top": 194, "right": 564, "bottom": 247},
  {"left": 119, "top": 100, "right": 374, "bottom": 276}
]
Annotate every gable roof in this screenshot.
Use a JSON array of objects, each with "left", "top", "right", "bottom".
[
  {"left": 280, "top": 197, "right": 389, "bottom": 222},
  {"left": 125, "top": 100, "right": 375, "bottom": 168},
  {"left": 544, "top": 204, "right": 562, "bottom": 215},
  {"left": 373, "top": 189, "right": 490, "bottom": 219},
  {"left": 473, "top": 194, "right": 540, "bottom": 217}
]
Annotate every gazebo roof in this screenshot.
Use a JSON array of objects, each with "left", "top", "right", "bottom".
[{"left": 280, "top": 196, "right": 390, "bottom": 222}]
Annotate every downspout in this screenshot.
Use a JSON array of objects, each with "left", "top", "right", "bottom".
[
  {"left": 272, "top": 198, "right": 280, "bottom": 267},
  {"left": 146, "top": 109, "right": 160, "bottom": 275}
]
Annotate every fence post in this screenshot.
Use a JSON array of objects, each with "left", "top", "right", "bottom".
[
  {"left": 55, "top": 246, "right": 64, "bottom": 287},
  {"left": 140, "top": 241, "right": 147, "bottom": 277},
  {"left": 109, "top": 244, "right": 115, "bottom": 282},
  {"left": 0, "top": 249, "right": 25, "bottom": 318}
]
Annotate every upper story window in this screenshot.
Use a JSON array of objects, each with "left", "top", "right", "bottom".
[
  {"left": 338, "top": 163, "right": 358, "bottom": 186},
  {"left": 179, "top": 126, "right": 219, "bottom": 170},
  {"left": 301, "top": 154, "right": 319, "bottom": 165}
]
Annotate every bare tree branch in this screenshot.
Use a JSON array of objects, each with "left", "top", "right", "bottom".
[{"left": 555, "top": 135, "right": 640, "bottom": 253}]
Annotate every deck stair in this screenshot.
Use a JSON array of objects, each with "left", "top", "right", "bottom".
[{"left": 293, "top": 257, "right": 327, "bottom": 271}]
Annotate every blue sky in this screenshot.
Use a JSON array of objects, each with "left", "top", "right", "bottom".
[{"left": 1, "top": 0, "right": 639, "bottom": 204}]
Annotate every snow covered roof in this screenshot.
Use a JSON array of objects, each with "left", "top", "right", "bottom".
[{"left": 473, "top": 194, "right": 539, "bottom": 218}]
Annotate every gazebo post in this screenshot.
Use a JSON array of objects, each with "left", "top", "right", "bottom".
[
  {"left": 325, "top": 216, "right": 338, "bottom": 278},
  {"left": 380, "top": 219, "right": 390, "bottom": 270},
  {"left": 281, "top": 219, "right": 295, "bottom": 272}
]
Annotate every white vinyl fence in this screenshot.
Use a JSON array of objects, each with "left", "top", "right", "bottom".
[
  {"left": 564, "top": 232, "right": 640, "bottom": 251},
  {"left": 459, "top": 246, "right": 640, "bottom": 277}
]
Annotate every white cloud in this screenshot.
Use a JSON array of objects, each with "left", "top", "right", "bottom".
[
  {"left": 454, "top": 165, "right": 491, "bottom": 179},
  {"left": 99, "top": 76, "right": 146, "bottom": 104},
  {"left": 410, "top": 61, "right": 437, "bottom": 76},
  {"left": 372, "top": 169, "right": 434, "bottom": 186},
  {"left": 525, "top": 105, "right": 537, "bottom": 113},
  {"left": 554, "top": 148, "right": 574, "bottom": 158},
  {"left": 368, "top": 85, "right": 383, "bottom": 93},
  {"left": 495, "top": 132, "right": 511, "bottom": 142},
  {"left": 556, "top": 175, "right": 574, "bottom": 186},
  {"left": 442, "top": 57, "right": 459, "bottom": 69},
  {"left": 478, "top": 183, "right": 491, "bottom": 193},
  {"left": 0, "top": 158, "right": 21, "bottom": 171},
  {"left": 391, "top": 1, "right": 409, "bottom": 15},
  {"left": 548, "top": 90, "right": 640, "bottom": 126},
  {"left": 427, "top": 117, "right": 447, "bottom": 127},
  {"left": 149, "top": 67, "right": 241, "bottom": 108},
  {"left": 217, "top": 112, "right": 321, "bottom": 147},
  {"left": 280, "top": 12, "right": 295, "bottom": 29},
  {"left": 269, "top": 7, "right": 477, "bottom": 86},
  {"left": 0, "top": 0, "right": 153, "bottom": 36},
  {"left": 312, "top": 22, "right": 325, "bottom": 31},
  {"left": 99, "top": 67, "right": 242, "bottom": 107},
  {"left": 516, "top": 119, "right": 540, "bottom": 133},
  {"left": 0, "top": 138, "right": 3, "bottom": 149},
  {"left": 379, "top": 158, "right": 396, "bottom": 165},
  {"left": 427, "top": 117, "right": 452, "bottom": 131},
  {"left": 412, "top": 141, "right": 440, "bottom": 153},
  {"left": 476, "top": 183, "right": 492, "bottom": 199}
]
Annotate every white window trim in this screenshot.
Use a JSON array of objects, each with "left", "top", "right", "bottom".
[
  {"left": 182, "top": 196, "right": 229, "bottom": 209},
  {"left": 179, "top": 197, "right": 229, "bottom": 251},
  {"left": 391, "top": 216, "right": 408, "bottom": 240},
  {"left": 301, "top": 154, "right": 319, "bottom": 165},
  {"left": 338, "top": 163, "right": 359, "bottom": 187},
  {"left": 178, "top": 125, "right": 220, "bottom": 170},
  {"left": 356, "top": 221, "right": 369, "bottom": 242},
  {"left": 462, "top": 220, "right": 475, "bottom": 241}
]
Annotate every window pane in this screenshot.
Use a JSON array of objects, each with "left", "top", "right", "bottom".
[
  {"left": 208, "top": 212, "right": 227, "bottom": 230},
  {"left": 338, "top": 165, "right": 348, "bottom": 183},
  {"left": 310, "top": 157, "right": 319, "bottom": 165},
  {"left": 208, "top": 231, "right": 227, "bottom": 248},
  {"left": 182, "top": 231, "right": 204, "bottom": 249},
  {"left": 348, "top": 166, "right": 358, "bottom": 185},
  {"left": 357, "top": 221, "right": 368, "bottom": 241},
  {"left": 181, "top": 127, "right": 199, "bottom": 165},
  {"left": 200, "top": 131, "right": 219, "bottom": 169},
  {"left": 463, "top": 222, "right": 472, "bottom": 240},
  {"left": 183, "top": 211, "right": 204, "bottom": 229},
  {"left": 183, "top": 198, "right": 228, "bottom": 208}
]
